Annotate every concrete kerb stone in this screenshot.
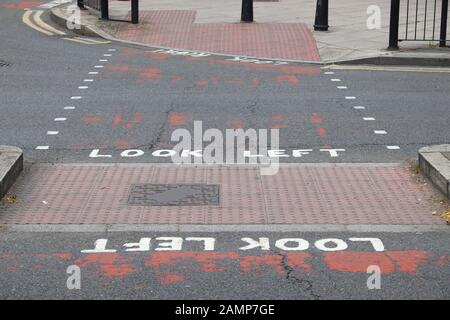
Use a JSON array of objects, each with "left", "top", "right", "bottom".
[
  {"left": 0, "top": 146, "right": 23, "bottom": 200},
  {"left": 419, "top": 144, "right": 450, "bottom": 199}
]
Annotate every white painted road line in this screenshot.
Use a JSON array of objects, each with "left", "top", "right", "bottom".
[
  {"left": 324, "top": 71, "right": 334, "bottom": 75},
  {"left": 99, "top": 59, "right": 108, "bottom": 62},
  {"left": 331, "top": 79, "right": 341, "bottom": 82},
  {"left": 386, "top": 146, "right": 400, "bottom": 150},
  {"left": 78, "top": 86, "right": 88, "bottom": 89},
  {"left": 345, "top": 96, "right": 356, "bottom": 100},
  {"left": 88, "top": 72, "right": 98, "bottom": 75},
  {"left": 64, "top": 106, "right": 75, "bottom": 110},
  {"left": 363, "top": 117, "right": 376, "bottom": 121},
  {"left": 94, "top": 65, "right": 104, "bottom": 68},
  {"left": 108, "top": 49, "right": 116, "bottom": 52},
  {"left": 374, "top": 130, "right": 387, "bottom": 134},
  {"left": 35, "top": 146, "right": 49, "bottom": 150},
  {"left": 337, "top": 86, "right": 347, "bottom": 89},
  {"left": 54, "top": 118, "right": 67, "bottom": 121},
  {"left": 353, "top": 106, "right": 366, "bottom": 110},
  {"left": 70, "top": 96, "right": 82, "bottom": 100},
  {"left": 47, "top": 131, "right": 59, "bottom": 135},
  {"left": 84, "top": 79, "right": 94, "bottom": 82},
  {"left": 104, "top": 54, "right": 112, "bottom": 57}
]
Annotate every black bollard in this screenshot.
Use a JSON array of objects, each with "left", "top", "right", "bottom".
[
  {"left": 440, "top": 0, "right": 448, "bottom": 47},
  {"left": 131, "top": 0, "right": 139, "bottom": 24},
  {"left": 241, "top": 0, "right": 253, "bottom": 22},
  {"left": 388, "top": 0, "right": 400, "bottom": 50},
  {"left": 314, "top": 0, "right": 328, "bottom": 31},
  {"left": 100, "top": 0, "right": 109, "bottom": 20}
]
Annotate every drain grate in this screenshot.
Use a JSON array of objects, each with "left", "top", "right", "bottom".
[
  {"left": 128, "top": 184, "right": 220, "bottom": 206},
  {"left": 0, "top": 61, "right": 10, "bottom": 67}
]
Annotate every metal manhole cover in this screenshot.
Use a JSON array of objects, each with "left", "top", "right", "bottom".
[
  {"left": 0, "top": 61, "right": 10, "bottom": 67},
  {"left": 128, "top": 184, "right": 220, "bottom": 206}
]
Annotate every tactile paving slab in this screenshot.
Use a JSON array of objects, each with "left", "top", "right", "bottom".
[
  {"left": 0, "top": 164, "right": 445, "bottom": 225},
  {"left": 116, "top": 11, "right": 320, "bottom": 61}
]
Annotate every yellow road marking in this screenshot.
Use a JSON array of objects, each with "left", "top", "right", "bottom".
[
  {"left": 22, "top": 10, "right": 53, "bottom": 36},
  {"left": 73, "top": 37, "right": 111, "bottom": 44},
  {"left": 34, "top": 10, "right": 66, "bottom": 35},
  {"left": 62, "top": 37, "right": 94, "bottom": 44}
]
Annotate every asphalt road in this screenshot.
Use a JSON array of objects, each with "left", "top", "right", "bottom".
[
  {"left": 0, "top": 1, "right": 449, "bottom": 164},
  {"left": 0, "top": 0, "right": 449, "bottom": 301},
  {"left": 0, "top": 230, "right": 449, "bottom": 299}
]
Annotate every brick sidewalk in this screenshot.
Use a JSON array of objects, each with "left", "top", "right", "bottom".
[
  {"left": 116, "top": 10, "right": 320, "bottom": 61},
  {"left": 0, "top": 164, "right": 445, "bottom": 225}
]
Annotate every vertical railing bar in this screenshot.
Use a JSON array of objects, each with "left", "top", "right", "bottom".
[
  {"left": 432, "top": 0, "right": 437, "bottom": 40},
  {"left": 424, "top": 0, "right": 428, "bottom": 40},
  {"left": 415, "top": 0, "right": 419, "bottom": 39},
  {"left": 406, "top": 0, "right": 410, "bottom": 39}
]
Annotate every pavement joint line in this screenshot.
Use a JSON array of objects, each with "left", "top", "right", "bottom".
[
  {"left": 1, "top": 224, "right": 448, "bottom": 233},
  {"left": 30, "top": 162, "right": 404, "bottom": 168}
]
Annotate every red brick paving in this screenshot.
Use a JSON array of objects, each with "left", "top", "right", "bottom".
[
  {"left": 0, "top": 164, "right": 445, "bottom": 225},
  {"left": 116, "top": 11, "right": 320, "bottom": 61}
]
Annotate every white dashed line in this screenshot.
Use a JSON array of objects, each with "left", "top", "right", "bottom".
[
  {"left": 324, "top": 71, "right": 334, "bottom": 75},
  {"left": 70, "top": 96, "right": 82, "bottom": 100},
  {"left": 386, "top": 146, "right": 400, "bottom": 150},
  {"left": 374, "top": 130, "right": 387, "bottom": 134},
  {"left": 78, "top": 86, "right": 88, "bottom": 89},
  {"left": 35, "top": 146, "right": 49, "bottom": 150},
  {"left": 54, "top": 118, "right": 67, "bottom": 121},
  {"left": 363, "top": 117, "right": 376, "bottom": 121},
  {"left": 94, "top": 65, "right": 104, "bottom": 68},
  {"left": 47, "top": 131, "right": 59, "bottom": 135},
  {"left": 104, "top": 54, "right": 112, "bottom": 57},
  {"left": 64, "top": 106, "right": 75, "bottom": 110},
  {"left": 108, "top": 49, "right": 116, "bottom": 52},
  {"left": 88, "top": 72, "right": 98, "bottom": 75},
  {"left": 337, "top": 86, "right": 347, "bottom": 89},
  {"left": 345, "top": 96, "right": 356, "bottom": 100},
  {"left": 331, "top": 79, "right": 341, "bottom": 82},
  {"left": 99, "top": 59, "right": 108, "bottom": 62},
  {"left": 353, "top": 106, "right": 366, "bottom": 110},
  {"left": 84, "top": 79, "right": 94, "bottom": 82}
]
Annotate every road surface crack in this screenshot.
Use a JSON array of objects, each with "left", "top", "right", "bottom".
[{"left": 278, "top": 252, "right": 321, "bottom": 300}]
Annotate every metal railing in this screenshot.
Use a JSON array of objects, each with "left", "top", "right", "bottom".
[
  {"left": 389, "top": 0, "right": 448, "bottom": 49},
  {"left": 77, "top": 0, "right": 139, "bottom": 24}
]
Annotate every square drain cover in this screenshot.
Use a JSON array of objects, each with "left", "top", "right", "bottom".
[{"left": 128, "top": 184, "right": 220, "bottom": 206}]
